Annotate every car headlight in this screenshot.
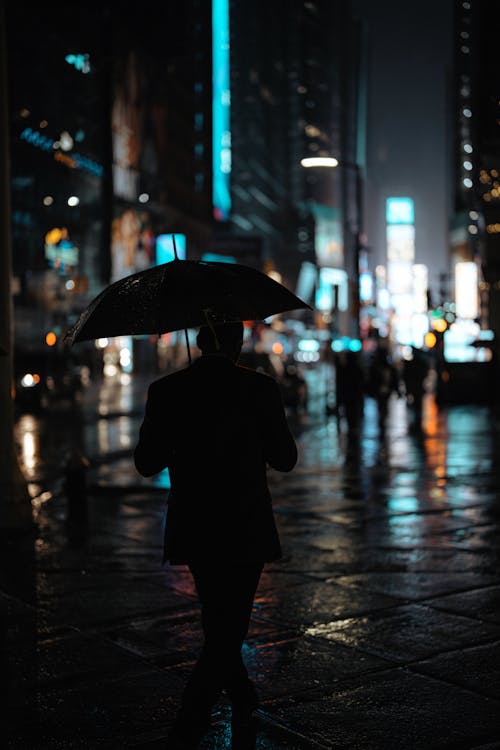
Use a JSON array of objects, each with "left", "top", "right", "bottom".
[{"left": 20, "top": 373, "right": 40, "bottom": 388}]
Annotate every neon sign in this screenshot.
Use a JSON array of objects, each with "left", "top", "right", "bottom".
[
  {"left": 20, "top": 128, "right": 103, "bottom": 176},
  {"left": 212, "top": 0, "right": 231, "bottom": 221},
  {"left": 386, "top": 197, "right": 414, "bottom": 224},
  {"left": 65, "top": 54, "right": 90, "bottom": 74}
]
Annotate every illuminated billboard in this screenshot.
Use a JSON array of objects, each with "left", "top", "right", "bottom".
[
  {"left": 311, "top": 205, "right": 343, "bottom": 268},
  {"left": 386, "top": 197, "right": 414, "bottom": 224},
  {"left": 315, "top": 267, "right": 348, "bottom": 312},
  {"left": 212, "top": 0, "right": 231, "bottom": 221},
  {"left": 111, "top": 209, "right": 155, "bottom": 282},
  {"left": 111, "top": 52, "right": 146, "bottom": 202},
  {"left": 296, "top": 261, "right": 317, "bottom": 306},
  {"left": 386, "top": 224, "right": 415, "bottom": 262},
  {"left": 412, "top": 264, "right": 428, "bottom": 314},
  {"left": 455, "top": 261, "right": 478, "bottom": 319},
  {"left": 386, "top": 196, "right": 416, "bottom": 345},
  {"left": 45, "top": 227, "right": 79, "bottom": 272}
]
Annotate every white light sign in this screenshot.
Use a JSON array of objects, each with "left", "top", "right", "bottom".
[
  {"left": 455, "top": 262, "right": 478, "bottom": 320},
  {"left": 387, "top": 224, "right": 415, "bottom": 262},
  {"left": 315, "top": 267, "right": 348, "bottom": 311}
]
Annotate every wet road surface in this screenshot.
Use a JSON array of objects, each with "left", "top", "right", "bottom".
[{"left": 4, "top": 371, "right": 500, "bottom": 748}]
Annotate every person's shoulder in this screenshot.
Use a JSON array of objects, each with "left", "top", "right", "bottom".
[
  {"left": 236, "top": 364, "right": 280, "bottom": 396},
  {"left": 236, "top": 362, "right": 271, "bottom": 377},
  {"left": 148, "top": 367, "right": 190, "bottom": 393}
]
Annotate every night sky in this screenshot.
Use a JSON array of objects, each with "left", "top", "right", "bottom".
[{"left": 352, "top": 0, "right": 453, "bottom": 298}]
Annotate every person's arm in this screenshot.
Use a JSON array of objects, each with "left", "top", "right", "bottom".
[
  {"left": 134, "top": 384, "right": 169, "bottom": 477},
  {"left": 262, "top": 377, "right": 298, "bottom": 472}
]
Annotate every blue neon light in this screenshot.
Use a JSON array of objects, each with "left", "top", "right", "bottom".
[
  {"left": 156, "top": 234, "right": 186, "bottom": 265},
  {"left": 212, "top": 0, "right": 231, "bottom": 221},
  {"left": 386, "top": 197, "right": 414, "bottom": 224},
  {"left": 20, "top": 128, "right": 103, "bottom": 176},
  {"left": 65, "top": 53, "right": 90, "bottom": 74},
  {"left": 201, "top": 253, "right": 236, "bottom": 263}
]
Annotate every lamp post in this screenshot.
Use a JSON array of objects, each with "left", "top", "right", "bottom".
[
  {"left": 300, "top": 156, "right": 363, "bottom": 339},
  {"left": 0, "top": 5, "right": 33, "bottom": 531}
]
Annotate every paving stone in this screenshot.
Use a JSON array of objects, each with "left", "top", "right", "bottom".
[
  {"left": 263, "top": 668, "right": 500, "bottom": 749},
  {"left": 421, "top": 584, "right": 500, "bottom": 624},
  {"left": 11, "top": 668, "right": 183, "bottom": 748},
  {"left": 333, "top": 572, "right": 498, "bottom": 602},
  {"left": 411, "top": 640, "right": 500, "bottom": 700},
  {"left": 253, "top": 579, "right": 401, "bottom": 628},
  {"left": 302, "top": 603, "right": 500, "bottom": 663},
  {"left": 242, "top": 635, "right": 392, "bottom": 700},
  {"left": 35, "top": 632, "right": 151, "bottom": 687},
  {"left": 36, "top": 581, "right": 197, "bottom": 630}
]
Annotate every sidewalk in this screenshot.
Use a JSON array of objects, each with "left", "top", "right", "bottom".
[{"left": 4, "top": 390, "right": 500, "bottom": 748}]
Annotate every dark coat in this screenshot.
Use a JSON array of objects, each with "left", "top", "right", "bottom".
[{"left": 134, "top": 354, "right": 298, "bottom": 565}]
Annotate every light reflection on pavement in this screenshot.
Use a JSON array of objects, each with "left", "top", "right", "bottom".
[
  {"left": 13, "top": 369, "right": 499, "bottom": 502},
  {"left": 10, "top": 367, "right": 500, "bottom": 748}
]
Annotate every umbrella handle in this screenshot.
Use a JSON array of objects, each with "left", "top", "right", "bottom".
[
  {"left": 184, "top": 328, "right": 192, "bottom": 364},
  {"left": 203, "top": 308, "right": 220, "bottom": 351},
  {"left": 167, "top": 235, "right": 189, "bottom": 362}
]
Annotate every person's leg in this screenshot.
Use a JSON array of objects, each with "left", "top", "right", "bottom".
[
  {"left": 168, "top": 564, "right": 223, "bottom": 746},
  {"left": 222, "top": 563, "right": 263, "bottom": 743},
  {"left": 178, "top": 562, "right": 263, "bottom": 719},
  {"left": 414, "top": 393, "right": 423, "bottom": 430},
  {"left": 223, "top": 563, "right": 263, "bottom": 706},
  {"left": 176, "top": 563, "right": 224, "bottom": 722}
]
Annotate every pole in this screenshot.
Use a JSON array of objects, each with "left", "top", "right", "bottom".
[
  {"left": 172, "top": 233, "right": 192, "bottom": 364},
  {"left": 0, "top": 6, "right": 33, "bottom": 530},
  {"left": 353, "top": 163, "right": 362, "bottom": 340}
]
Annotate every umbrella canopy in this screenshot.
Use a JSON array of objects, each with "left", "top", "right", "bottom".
[{"left": 64, "top": 258, "right": 311, "bottom": 345}]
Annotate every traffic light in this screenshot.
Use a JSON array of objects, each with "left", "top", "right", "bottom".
[{"left": 424, "top": 331, "right": 437, "bottom": 348}]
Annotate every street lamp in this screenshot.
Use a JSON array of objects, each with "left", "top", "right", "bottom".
[
  {"left": 300, "top": 157, "right": 339, "bottom": 169},
  {"left": 300, "top": 156, "right": 363, "bottom": 339}
]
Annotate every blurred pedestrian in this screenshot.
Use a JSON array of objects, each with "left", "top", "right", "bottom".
[
  {"left": 402, "top": 347, "right": 430, "bottom": 432},
  {"left": 280, "top": 360, "right": 308, "bottom": 416},
  {"left": 134, "top": 321, "right": 297, "bottom": 748},
  {"left": 335, "top": 350, "right": 365, "bottom": 436},
  {"left": 366, "top": 344, "right": 402, "bottom": 437}
]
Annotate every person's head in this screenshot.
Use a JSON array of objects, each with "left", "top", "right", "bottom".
[{"left": 196, "top": 321, "right": 244, "bottom": 361}]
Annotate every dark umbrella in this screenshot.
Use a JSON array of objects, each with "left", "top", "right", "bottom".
[{"left": 64, "top": 252, "right": 311, "bottom": 360}]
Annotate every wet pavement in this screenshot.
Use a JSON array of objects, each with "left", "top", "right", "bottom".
[{"left": 4, "top": 369, "right": 500, "bottom": 748}]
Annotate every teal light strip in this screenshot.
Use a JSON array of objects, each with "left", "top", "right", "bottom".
[{"left": 212, "top": 0, "right": 231, "bottom": 221}]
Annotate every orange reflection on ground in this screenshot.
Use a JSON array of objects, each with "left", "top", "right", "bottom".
[{"left": 423, "top": 395, "right": 448, "bottom": 496}]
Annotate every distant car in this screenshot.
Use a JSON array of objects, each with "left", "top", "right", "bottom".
[
  {"left": 436, "top": 361, "right": 495, "bottom": 404},
  {"left": 238, "top": 350, "right": 280, "bottom": 378},
  {"left": 13, "top": 349, "right": 86, "bottom": 411},
  {"left": 279, "top": 362, "right": 308, "bottom": 414},
  {"left": 238, "top": 351, "right": 308, "bottom": 415}
]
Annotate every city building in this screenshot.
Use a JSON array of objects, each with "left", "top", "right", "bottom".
[
  {"left": 353, "top": 0, "right": 452, "bottom": 349},
  {"left": 228, "top": 0, "right": 366, "bottom": 341},
  {"left": 427, "top": 0, "right": 500, "bottom": 401},
  {"left": 6, "top": 1, "right": 367, "bottom": 372},
  {"left": 450, "top": 0, "right": 500, "bottom": 340}
]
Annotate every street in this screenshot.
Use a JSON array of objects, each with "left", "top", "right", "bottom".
[{"left": 5, "top": 367, "right": 500, "bottom": 748}]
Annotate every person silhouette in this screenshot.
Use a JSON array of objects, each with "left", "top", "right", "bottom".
[
  {"left": 366, "top": 344, "right": 402, "bottom": 438},
  {"left": 134, "top": 321, "right": 298, "bottom": 748},
  {"left": 335, "top": 350, "right": 365, "bottom": 436},
  {"left": 402, "top": 347, "right": 430, "bottom": 433}
]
